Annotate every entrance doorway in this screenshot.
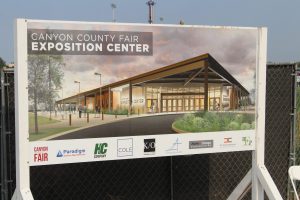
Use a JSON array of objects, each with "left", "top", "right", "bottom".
[
  {"left": 209, "top": 97, "right": 220, "bottom": 110},
  {"left": 146, "top": 99, "right": 158, "bottom": 113},
  {"left": 161, "top": 94, "right": 204, "bottom": 112}
]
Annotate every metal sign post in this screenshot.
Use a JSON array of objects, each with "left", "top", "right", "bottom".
[
  {"left": 12, "top": 19, "right": 34, "bottom": 200},
  {"left": 227, "top": 28, "right": 283, "bottom": 200}
]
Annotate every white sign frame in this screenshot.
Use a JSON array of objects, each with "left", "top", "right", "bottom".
[{"left": 12, "top": 19, "right": 282, "bottom": 200}]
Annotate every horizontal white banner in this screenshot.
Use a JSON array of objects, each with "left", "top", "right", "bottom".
[{"left": 29, "top": 130, "right": 255, "bottom": 166}]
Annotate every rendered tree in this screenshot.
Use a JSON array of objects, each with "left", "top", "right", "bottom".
[
  {"left": 28, "top": 55, "right": 64, "bottom": 134},
  {"left": 0, "top": 57, "right": 6, "bottom": 68}
]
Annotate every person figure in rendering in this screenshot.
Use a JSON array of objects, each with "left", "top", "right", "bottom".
[{"left": 78, "top": 105, "right": 82, "bottom": 118}]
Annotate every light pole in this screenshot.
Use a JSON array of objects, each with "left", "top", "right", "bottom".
[
  {"left": 111, "top": 3, "right": 117, "bottom": 22},
  {"left": 146, "top": 0, "right": 155, "bottom": 24},
  {"left": 94, "top": 72, "right": 102, "bottom": 113},
  {"left": 74, "top": 81, "right": 80, "bottom": 112}
]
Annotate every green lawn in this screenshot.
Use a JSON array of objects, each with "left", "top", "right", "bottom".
[
  {"left": 29, "top": 127, "right": 78, "bottom": 141},
  {"left": 29, "top": 112, "right": 60, "bottom": 127},
  {"left": 29, "top": 112, "right": 76, "bottom": 141}
]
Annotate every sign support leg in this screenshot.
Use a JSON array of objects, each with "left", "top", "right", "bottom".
[{"left": 12, "top": 19, "right": 34, "bottom": 200}]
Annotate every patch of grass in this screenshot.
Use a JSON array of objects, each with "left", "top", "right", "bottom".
[
  {"left": 29, "top": 112, "right": 60, "bottom": 128},
  {"left": 104, "top": 108, "right": 129, "bottom": 115},
  {"left": 29, "top": 127, "right": 78, "bottom": 141},
  {"left": 173, "top": 112, "right": 255, "bottom": 132}
]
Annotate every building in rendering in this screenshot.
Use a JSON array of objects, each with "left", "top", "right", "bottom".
[{"left": 56, "top": 54, "right": 250, "bottom": 114}]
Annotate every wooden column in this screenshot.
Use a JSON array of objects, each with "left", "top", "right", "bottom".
[
  {"left": 94, "top": 93, "right": 97, "bottom": 111},
  {"left": 129, "top": 82, "right": 132, "bottom": 115},
  {"left": 108, "top": 87, "right": 111, "bottom": 112},
  {"left": 144, "top": 85, "right": 147, "bottom": 113},
  {"left": 158, "top": 86, "right": 161, "bottom": 113},
  {"left": 220, "top": 84, "right": 223, "bottom": 111},
  {"left": 142, "top": 84, "right": 146, "bottom": 113},
  {"left": 230, "top": 85, "right": 234, "bottom": 110},
  {"left": 238, "top": 88, "right": 241, "bottom": 109},
  {"left": 204, "top": 61, "right": 209, "bottom": 111},
  {"left": 232, "top": 85, "right": 236, "bottom": 110}
]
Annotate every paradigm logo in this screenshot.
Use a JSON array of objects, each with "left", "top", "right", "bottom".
[
  {"left": 57, "top": 150, "right": 63, "bottom": 157},
  {"left": 166, "top": 138, "right": 182, "bottom": 154},
  {"left": 220, "top": 137, "right": 236, "bottom": 147},
  {"left": 144, "top": 139, "right": 155, "bottom": 155},
  {"left": 94, "top": 143, "right": 108, "bottom": 158},
  {"left": 242, "top": 137, "right": 253, "bottom": 146},
  {"left": 117, "top": 138, "right": 133, "bottom": 157},
  {"left": 56, "top": 149, "right": 86, "bottom": 157},
  {"left": 189, "top": 140, "right": 213, "bottom": 149}
]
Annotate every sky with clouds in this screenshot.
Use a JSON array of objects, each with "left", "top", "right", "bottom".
[{"left": 28, "top": 21, "right": 257, "bottom": 98}]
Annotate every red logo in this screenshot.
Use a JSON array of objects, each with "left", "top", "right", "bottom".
[
  {"left": 34, "top": 146, "right": 48, "bottom": 162},
  {"left": 224, "top": 138, "right": 232, "bottom": 144}
]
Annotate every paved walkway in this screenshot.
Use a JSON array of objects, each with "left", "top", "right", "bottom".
[
  {"left": 52, "top": 113, "right": 183, "bottom": 140},
  {"left": 35, "top": 111, "right": 128, "bottom": 130},
  {"left": 33, "top": 111, "right": 184, "bottom": 140}
]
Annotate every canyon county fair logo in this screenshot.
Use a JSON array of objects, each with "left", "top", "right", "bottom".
[
  {"left": 117, "top": 138, "right": 133, "bottom": 157},
  {"left": 33, "top": 146, "right": 48, "bottom": 163},
  {"left": 94, "top": 143, "right": 108, "bottom": 158},
  {"left": 144, "top": 139, "right": 155, "bottom": 155},
  {"left": 166, "top": 138, "right": 182, "bottom": 154}
]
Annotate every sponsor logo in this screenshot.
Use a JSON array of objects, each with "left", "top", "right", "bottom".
[
  {"left": 224, "top": 137, "right": 232, "bottom": 143},
  {"left": 94, "top": 143, "right": 108, "bottom": 158},
  {"left": 166, "top": 138, "right": 182, "bottom": 153},
  {"left": 144, "top": 139, "right": 155, "bottom": 155},
  {"left": 189, "top": 140, "right": 213, "bottom": 149},
  {"left": 242, "top": 137, "right": 253, "bottom": 146},
  {"left": 220, "top": 137, "right": 236, "bottom": 147},
  {"left": 117, "top": 138, "right": 133, "bottom": 157},
  {"left": 56, "top": 149, "right": 86, "bottom": 157},
  {"left": 57, "top": 150, "right": 63, "bottom": 157},
  {"left": 33, "top": 146, "right": 48, "bottom": 162}
]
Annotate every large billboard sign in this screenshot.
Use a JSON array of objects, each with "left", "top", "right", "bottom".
[{"left": 16, "top": 20, "right": 262, "bottom": 166}]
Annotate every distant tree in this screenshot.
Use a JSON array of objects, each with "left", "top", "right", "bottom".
[
  {"left": 0, "top": 57, "right": 6, "bottom": 68},
  {"left": 28, "top": 55, "right": 64, "bottom": 134},
  {"left": 249, "top": 72, "right": 256, "bottom": 105}
]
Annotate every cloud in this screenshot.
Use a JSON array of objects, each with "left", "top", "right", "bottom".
[{"left": 29, "top": 22, "right": 257, "bottom": 96}]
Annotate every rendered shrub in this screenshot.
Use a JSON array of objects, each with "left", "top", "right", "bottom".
[
  {"left": 251, "top": 121, "right": 256, "bottom": 129},
  {"left": 218, "top": 113, "right": 234, "bottom": 130},
  {"left": 227, "top": 121, "right": 240, "bottom": 130},
  {"left": 173, "top": 112, "right": 255, "bottom": 132},
  {"left": 192, "top": 117, "right": 210, "bottom": 131},
  {"left": 234, "top": 114, "right": 244, "bottom": 124},
  {"left": 240, "top": 123, "right": 251, "bottom": 130},
  {"left": 183, "top": 113, "right": 195, "bottom": 122},
  {"left": 203, "top": 112, "right": 221, "bottom": 131}
]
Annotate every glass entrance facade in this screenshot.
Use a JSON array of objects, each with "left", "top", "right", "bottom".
[
  {"left": 161, "top": 94, "right": 204, "bottom": 112},
  {"left": 143, "top": 84, "right": 225, "bottom": 113}
]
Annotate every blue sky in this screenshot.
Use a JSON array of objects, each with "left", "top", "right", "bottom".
[{"left": 1, "top": 0, "right": 299, "bottom": 63}]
